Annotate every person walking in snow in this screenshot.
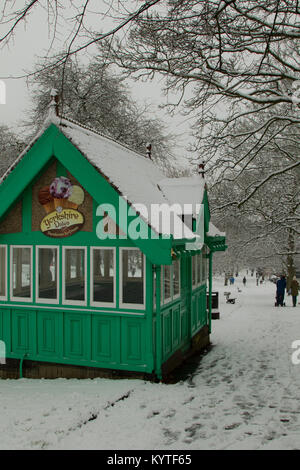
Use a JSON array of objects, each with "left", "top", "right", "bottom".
[
  {"left": 276, "top": 275, "right": 287, "bottom": 307},
  {"left": 290, "top": 276, "right": 299, "bottom": 307},
  {"left": 243, "top": 276, "right": 246, "bottom": 286}
]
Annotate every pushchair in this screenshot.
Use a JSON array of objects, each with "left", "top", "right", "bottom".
[{"left": 275, "top": 293, "right": 285, "bottom": 307}]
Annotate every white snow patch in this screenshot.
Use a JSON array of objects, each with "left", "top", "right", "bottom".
[{"left": 1, "top": 274, "right": 300, "bottom": 450}]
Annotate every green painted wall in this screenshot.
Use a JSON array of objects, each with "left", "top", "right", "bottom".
[{"left": 0, "top": 124, "right": 220, "bottom": 377}]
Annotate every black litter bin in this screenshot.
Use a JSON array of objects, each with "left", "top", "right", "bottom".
[{"left": 207, "top": 291, "right": 220, "bottom": 319}]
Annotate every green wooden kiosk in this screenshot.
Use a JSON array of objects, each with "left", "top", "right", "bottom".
[{"left": 0, "top": 99, "right": 226, "bottom": 380}]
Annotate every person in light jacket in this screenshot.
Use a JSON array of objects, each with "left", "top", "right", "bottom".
[{"left": 290, "top": 276, "right": 299, "bottom": 307}]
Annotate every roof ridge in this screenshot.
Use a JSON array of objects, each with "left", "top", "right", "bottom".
[{"left": 60, "top": 115, "right": 152, "bottom": 163}]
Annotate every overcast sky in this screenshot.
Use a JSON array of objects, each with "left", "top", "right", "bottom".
[{"left": 0, "top": 1, "right": 195, "bottom": 168}]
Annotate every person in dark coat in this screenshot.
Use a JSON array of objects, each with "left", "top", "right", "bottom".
[
  {"left": 276, "top": 275, "right": 287, "bottom": 306},
  {"left": 243, "top": 276, "right": 246, "bottom": 286},
  {"left": 290, "top": 276, "right": 299, "bottom": 307}
]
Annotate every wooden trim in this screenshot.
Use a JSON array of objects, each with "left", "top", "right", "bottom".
[
  {"left": 62, "top": 246, "right": 87, "bottom": 306},
  {"left": 10, "top": 245, "right": 33, "bottom": 303},
  {"left": 90, "top": 246, "right": 116, "bottom": 308},
  {"left": 119, "top": 247, "right": 146, "bottom": 310},
  {"left": 35, "top": 245, "right": 60, "bottom": 304}
]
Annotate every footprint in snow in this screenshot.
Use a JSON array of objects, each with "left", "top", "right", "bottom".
[
  {"left": 163, "top": 409, "right": 176, "bottom": 418},
  {"left": 162, "top": 428, "right": 180, "bottom": 444},
  {"left": 182, "top": 396, "right": 195, "bottom": 405},
  {"left": 224, "top": 422, "right": 242, "bottom": 431},
  {"left": 184, "top": 422, "right": 203, "bottom": 438},
  {"left": 147, "top": 410, "right": 160, "bottom": 418}
]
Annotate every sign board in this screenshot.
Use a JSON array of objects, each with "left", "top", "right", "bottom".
[{"left": 39, "top": 177, "right": 85, "bottom": 238}]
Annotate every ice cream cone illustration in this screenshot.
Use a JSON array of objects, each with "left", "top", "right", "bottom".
[
  {"left": 38, "top": 186, "right": 55, "bottom": 214},
  {"left": 49, "top": 176, "right": 72, "bottom": 211},
  {"left": 66, "top": 185, "right": 84, "bottom": 209}
]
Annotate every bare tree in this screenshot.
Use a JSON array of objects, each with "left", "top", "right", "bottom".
[
  {"left": 100, "top": 0, "right": 300, "bottom": 200},
  {"left": 2, "top": 1, "right": 300, "bottom": 199},
  {"left": 0, "top": 126, "right": 25, "bottom": 176},
  {"left": 26, "top": 56, "right": 181, "bottom": 173}
]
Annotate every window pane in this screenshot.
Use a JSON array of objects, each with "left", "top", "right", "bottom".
[
  {"left": 192, "top": 256, "right": 196, "bottom": 286},
  {"left": 0, "top": 247, "right": 6, "bottom": 297},
  {"left": 122, "top": 249, "right": 144, "bottom": 305},
  {"left": 38, "top": 248, "right": 58, "bottom": 300},
  {"left": 92, "top": 249, "right": 114, "bottom": 303},
  {"left": 197, "top": 253, "right": 202, "bottom": 284},
  {"left": 12, "top": 247, "right": 31, "bottom": 298},
  {"left": 173, "top": 260, "right": 180, "bottom": 297},
  {"left": 164, "top": 265, "right": 171, "bottom": 302},
  {"left": 64, "top": 248, "right": 85, "bottom": 302}
]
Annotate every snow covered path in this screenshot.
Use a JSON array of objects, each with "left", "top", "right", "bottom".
[{"left": 0, "top": 275, "right": 300, "bottom": 450}]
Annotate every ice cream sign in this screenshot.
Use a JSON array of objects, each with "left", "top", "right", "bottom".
[{"left": 39, "top": 177, "right": 85, "bottom": 237}]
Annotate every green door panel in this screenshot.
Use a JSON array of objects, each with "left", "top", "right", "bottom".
[
  {"left": 37, "top": 311, "right": 59, "bottom": 358},
  {"left": 172, "top": 305, "right": 180, "bottom": 351},
  {"left": 64, "top": 313, "right": 89, "bottom": 360},
  {"left": 121, "top": 318, "right": 146, "bottom": 364},
  {"left": 191, "top": 295, "right": 197, "bottom": 333},
  {"left": 91, "top": 315, "right": 119, "bottom": 364},
  {"left": 11, "top": 310, "right": 34, "bottom": 354}
]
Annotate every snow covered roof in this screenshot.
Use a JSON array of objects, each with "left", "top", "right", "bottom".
[
  {"left": 207, "top": 221, "right": 225, "bottom": 238},
  {"left": 159, "top": 176, "right": 206, "bottom": 216},
  {"left": 59, "top": 118, "right": 196, "bottom": 240},
  {"left": 1, "top": 112, "right": 211, "bottom": 241}
]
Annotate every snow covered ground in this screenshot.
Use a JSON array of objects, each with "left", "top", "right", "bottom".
[{"left": 1, "top": 273, "right": 300, "bottom": 450}]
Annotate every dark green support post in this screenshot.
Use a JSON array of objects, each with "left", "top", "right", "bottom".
[
  {"left": 208, "top": 250, "right": 213, "bottom": 334},
  {"left": 155, "top": 265, "right": 162, "bottom": 379}
]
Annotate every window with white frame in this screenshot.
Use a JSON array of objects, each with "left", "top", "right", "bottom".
[
  {"left": 11, "top": 246, "right": 32, "bottom": 301},
  {"left": 36, "top": 246, "right": 59, "bottom": 303},
  {"left": 0, "top": 245, "right": 7, "bottom": 299},
  {"left": 192, "top": 250, "right": 208, "bottom": 288},
  {"left": 162, "top": 259, "right": 181, "bottom": 304},
  {"left": 164, "top": 265, "right": 172, "bottom": 303},
  {"left": 120, "top": 248, "right": 144, "bottom": 307},
  {"left": 173, "top": 259, "right": 180, "bottom": 298},
  {"left": 192, "top": 255, "right": 197, "bottom": 287},
  {"left": 63, "top": 247, "right": 87, "bottom": 305},
  {"left": 91, "top": 247, "right": 115, "bottom": 306},
  {"left": 197, "top": 252, "right": 202, "bottom": 285}
]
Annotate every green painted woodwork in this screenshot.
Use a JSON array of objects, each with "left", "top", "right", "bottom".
[
  {"left": 0, "top": 306, "right": 153, "bottom": 373},
  {"left": 0, "top": 121, "right": 225, "bottom": 378},
  {"left": 0, "top": 125, "right": 58, "bottom": 223},
  {"left": 0, "top": 124, "right": 174, "bottom": 265},
  {"left": 154, "top": 265, "right": 162, "bottom": 377}
]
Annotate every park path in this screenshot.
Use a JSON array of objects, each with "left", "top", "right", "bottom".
[{"left": 0, "top": 274, "right": 300, "bottom": 450}]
